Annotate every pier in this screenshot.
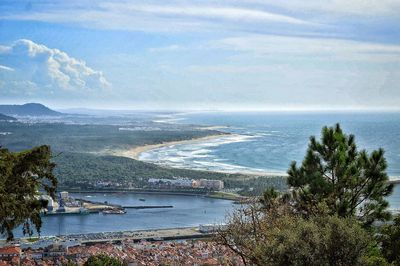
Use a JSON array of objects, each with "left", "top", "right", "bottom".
[{"left": 123, "top": 205, "right": 173, "bottom": 209}]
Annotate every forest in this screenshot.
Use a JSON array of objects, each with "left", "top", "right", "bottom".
[{"left": 0, "top": 121, "right": 286, "bottom": 194}]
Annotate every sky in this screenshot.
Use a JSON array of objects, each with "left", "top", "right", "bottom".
[{"left": 0, "top": 0, "right": 399, "bottom": 110}]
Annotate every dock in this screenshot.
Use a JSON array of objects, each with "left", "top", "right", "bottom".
[{"left": 123, "top": 205, "right": 173, "bottom": 209}]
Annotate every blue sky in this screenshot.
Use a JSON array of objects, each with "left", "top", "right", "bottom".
[{"left": 0, "top": 0, "right": 399, "bottom": 110}]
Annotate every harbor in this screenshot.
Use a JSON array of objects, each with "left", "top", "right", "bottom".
[
  {"left": 40, "top": 191, "right": 175, "bottom": 216},
  {"left": 22, "top": 192, "right": 235, "bottom": 237}
]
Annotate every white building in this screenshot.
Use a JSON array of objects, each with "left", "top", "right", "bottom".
[
  {"left": 59, "top": 191, "right": 69, "bottom": 200},
  {"left": 39, "top": 195, "right": 57, "bottom": 211},
  {"left": 199, "top": 179, "right": 224, "bottom": 190}
]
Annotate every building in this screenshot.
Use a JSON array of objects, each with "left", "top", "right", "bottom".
[
  {"left": 192, "top": 180, "right": 201, "bottom": 188},
  {"left": 148, "top": 178, "right": 224, "bottom": 190},
  {"left": 40, "top": 194, "right": 57, "bottom": 211},
  {"left": 199, "top": 179, "right": 224, "bottom": 190},
  {"left": 0, "top": 246, "right": 21, "bottom": 263},
  {"left": 59, "top": 191, "right": 69, "bottom": 201},
  {"left": 173, "top": 178, "right": 193, "bottom": 188},
  {"left": 148, "top": 178, "right": 193, "bottom": 188},
  {"left": 43, "top": 244, "right": 68, "bottom": 258}
]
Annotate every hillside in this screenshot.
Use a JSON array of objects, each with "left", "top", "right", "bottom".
[
  {"left": 0, "top": 113, "right": 17, "bottom": 121},
  {"left": 0, "top": 103, "right": 63, "bottom": 116}
]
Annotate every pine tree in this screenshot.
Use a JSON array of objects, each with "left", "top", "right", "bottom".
[
  {"left": 0, "top": 145, "right": 57, "bottom": 241},
  {"left": 288, "top": 123, "right": 393, "bottom": 225}
]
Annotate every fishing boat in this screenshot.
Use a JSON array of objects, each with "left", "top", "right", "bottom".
[{"left": 102, "top": 209, "right": 126, "bottom": 214}]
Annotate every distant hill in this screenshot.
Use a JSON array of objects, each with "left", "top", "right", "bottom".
[
  {"left": 0, "top": 103, "right": 63, "bottom": 116},
  {"left": 0, "top": 113, "right": 17, "bottom": 121}
]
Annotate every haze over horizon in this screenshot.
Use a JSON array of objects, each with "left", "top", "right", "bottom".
[{"left": 1, "top": 1, "right": 399, "bottom": 110}]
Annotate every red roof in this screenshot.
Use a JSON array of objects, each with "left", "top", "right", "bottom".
[{"left": 0, "top": 246, "right": 21, "bottom": 255}]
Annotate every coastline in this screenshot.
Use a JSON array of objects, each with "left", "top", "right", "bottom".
[
  {"left": 62, "top": 189, "right": 245, "bottom": 201},
  {"left": 10, "top": 226, "right": 214, "bottom": 245},
  {"left": 114, "top": 133, "right": 232, "bottom": 160},
  {"left": 113, "top": 132, "right": 289, "bottom": 177}
]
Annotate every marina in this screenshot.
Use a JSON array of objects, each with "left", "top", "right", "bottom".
[{"left": 13, "top": 192, "right": 235, "bottom": 238}]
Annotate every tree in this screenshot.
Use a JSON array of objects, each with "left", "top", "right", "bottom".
[
  {"left": 83, "top": 254, "right": 125, "bottom": 266},
  {"left": 216, "top": 200, "right": 378, "bottom": 266},
  {"left": 0, "top": 145, "right": 57, "bottom": 241},
  {"left": 288, "top": 123, "right": 393, "bottom": 225},
  {"left": 379, "top": 214, "right": 400, "bottom": 264}
]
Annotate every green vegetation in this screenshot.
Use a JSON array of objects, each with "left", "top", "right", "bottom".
[
  {"left": 207, "top": 191, "right": 243, "bottom": 201},
  {"left": 0, "top": 145, "right": 57, "bottom": 241},
  {"left": 219, "top": 211, "right": 376, "bottom": 265},
  {"left": 379, "top": 215, "right": 400, "bottom": 264},
  {"left": 54, "top": 152, "right": 287, "bottom": 193},
  {"left": 26, "top": 237, "right": 40, "bottom": 242},
  {"left": 1, "top": 121, "right": 287, "bottom": 194},
  {"left": 288, "top": 123, "right": 393, "bottom": 226},
  {"left": 83, "top": 254, "right": 124, "bottom": 266},
  {"left": 0, "top": 121, "right": 221, "bottom": 153},
  {"left": 218, "top": 124, "right": 398, "bottom": 265}
]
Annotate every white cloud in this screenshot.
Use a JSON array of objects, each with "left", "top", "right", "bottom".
[
  {"left": 209, "top": 35, "right": 400, "bottom": 61},
  {"left": 0, "top": 1, "right": 314, "bottom": 34},
  {"left": 247, "top": 0, "right": 400, "bottom": 17},
  {"left": 0, "top": 39, "right": 111, "bottom": 98},
  {"left": 2, "top": 0, "right": 398, "bottom": 35},
  {"left": 149, "top": 45, "right": 186, "bottom": 53},
  {"left": 102, "top": 3, "right": 309, "bottom": 25},
  {"left": 187, "top": 64, "right": 279, "bottom": 74},
  {"left": 0, "top": 65, "right": 14, "bottom": 71}
]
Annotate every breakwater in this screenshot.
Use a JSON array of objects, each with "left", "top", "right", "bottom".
[{"left": 123, "top": 205, "right": 173, "bottom": 209}]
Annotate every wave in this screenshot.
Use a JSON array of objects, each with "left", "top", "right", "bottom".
[{"left": 138, "top": 134, "right": 286, "bottom": 175}]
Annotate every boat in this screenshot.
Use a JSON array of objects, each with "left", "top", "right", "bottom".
[
  {"left": 40, "top": 208, "right": 92, "bottom": 216},
  {"left": 102, "top": 209, "right": 126, "bottom": 214},
  {"left": 139, "top": 198, "right": 146, "bottom": 202}
]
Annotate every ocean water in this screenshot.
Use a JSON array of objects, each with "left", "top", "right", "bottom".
[
  {"left": 142, "top": 112, "right": 400, "bottom": 210},
  {"left": 144, "top": 112, "right": 400, "bottom": 177}
]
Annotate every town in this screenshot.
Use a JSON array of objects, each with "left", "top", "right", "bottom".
[{"left": 0, "top": 226, "right": 239, "bottom": 266}]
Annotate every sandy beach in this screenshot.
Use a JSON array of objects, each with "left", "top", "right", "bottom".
[
  {"left": 114, "top": 133, "right": 232, "bottom": 160},
  {"left": 110, "top": 133, "right": 288, "bottom": 177}
]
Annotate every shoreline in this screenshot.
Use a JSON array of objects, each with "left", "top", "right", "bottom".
[
  {"left": 114, "top": 133, "right": 231, "bottom": 160},
  {"left": 6, "top": 226, "right": 214, "bottom": 245},
  {"left": 112, "top": 133, "right": 289, "bottom": 177},
  {"left": 110, "top": 132, "right": 400, "bottom": 180},
  {"left": 62, "top": 189, "right": 245, "bottom": 201}
]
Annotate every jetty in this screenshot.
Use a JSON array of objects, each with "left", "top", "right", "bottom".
[{"left": 123, "top": 205, "right": 173, "bottom": 209}]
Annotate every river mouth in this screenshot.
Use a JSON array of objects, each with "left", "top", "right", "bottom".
[{"left": 12, "top": 192, "right": 235, "bottom": 238}]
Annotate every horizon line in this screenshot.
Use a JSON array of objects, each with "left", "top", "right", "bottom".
[{"left": 1, "top": 102, "right": 400, "bottom": 113}]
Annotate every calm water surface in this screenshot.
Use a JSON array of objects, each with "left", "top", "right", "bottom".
[{"left": 34, "top": 193, "right": 234, "bottom": 237}]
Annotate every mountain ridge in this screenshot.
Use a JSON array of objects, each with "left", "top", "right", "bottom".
[{"left": 0, "top": 103, "right": 63, "bottom": 116}]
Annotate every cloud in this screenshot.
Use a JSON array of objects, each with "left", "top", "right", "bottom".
[
  {"left": 249, "top": 0, "right": 400, "bottom": 17},
  {"left": 102, "top": 3, "right": 309, "bottom": 25},
  {"left": 148, "top": 45, "right": 186, "bottom": 53},
  {"left": 0, "top": 65, "right": 14, "bottom": 71},
  {"left": 0, "top": 39, "right": 111, "bottom": 98},
  {"left": 208, "top": 35, "right": 400, "bottom": 62},
  {"left": 0, "top": 1, "right": 313, "bottom": 34}
]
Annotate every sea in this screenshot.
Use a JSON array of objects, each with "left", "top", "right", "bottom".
[
  {"left": 10, "top": 111, "right": 400, "bottom": 238},
  {"left": 142, "top": 111, "right": 400, "bottom": 209}
]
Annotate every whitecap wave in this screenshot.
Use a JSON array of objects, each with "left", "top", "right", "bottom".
[{"left": 137, "top": 134, "right": 282, "bottom": 175}]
